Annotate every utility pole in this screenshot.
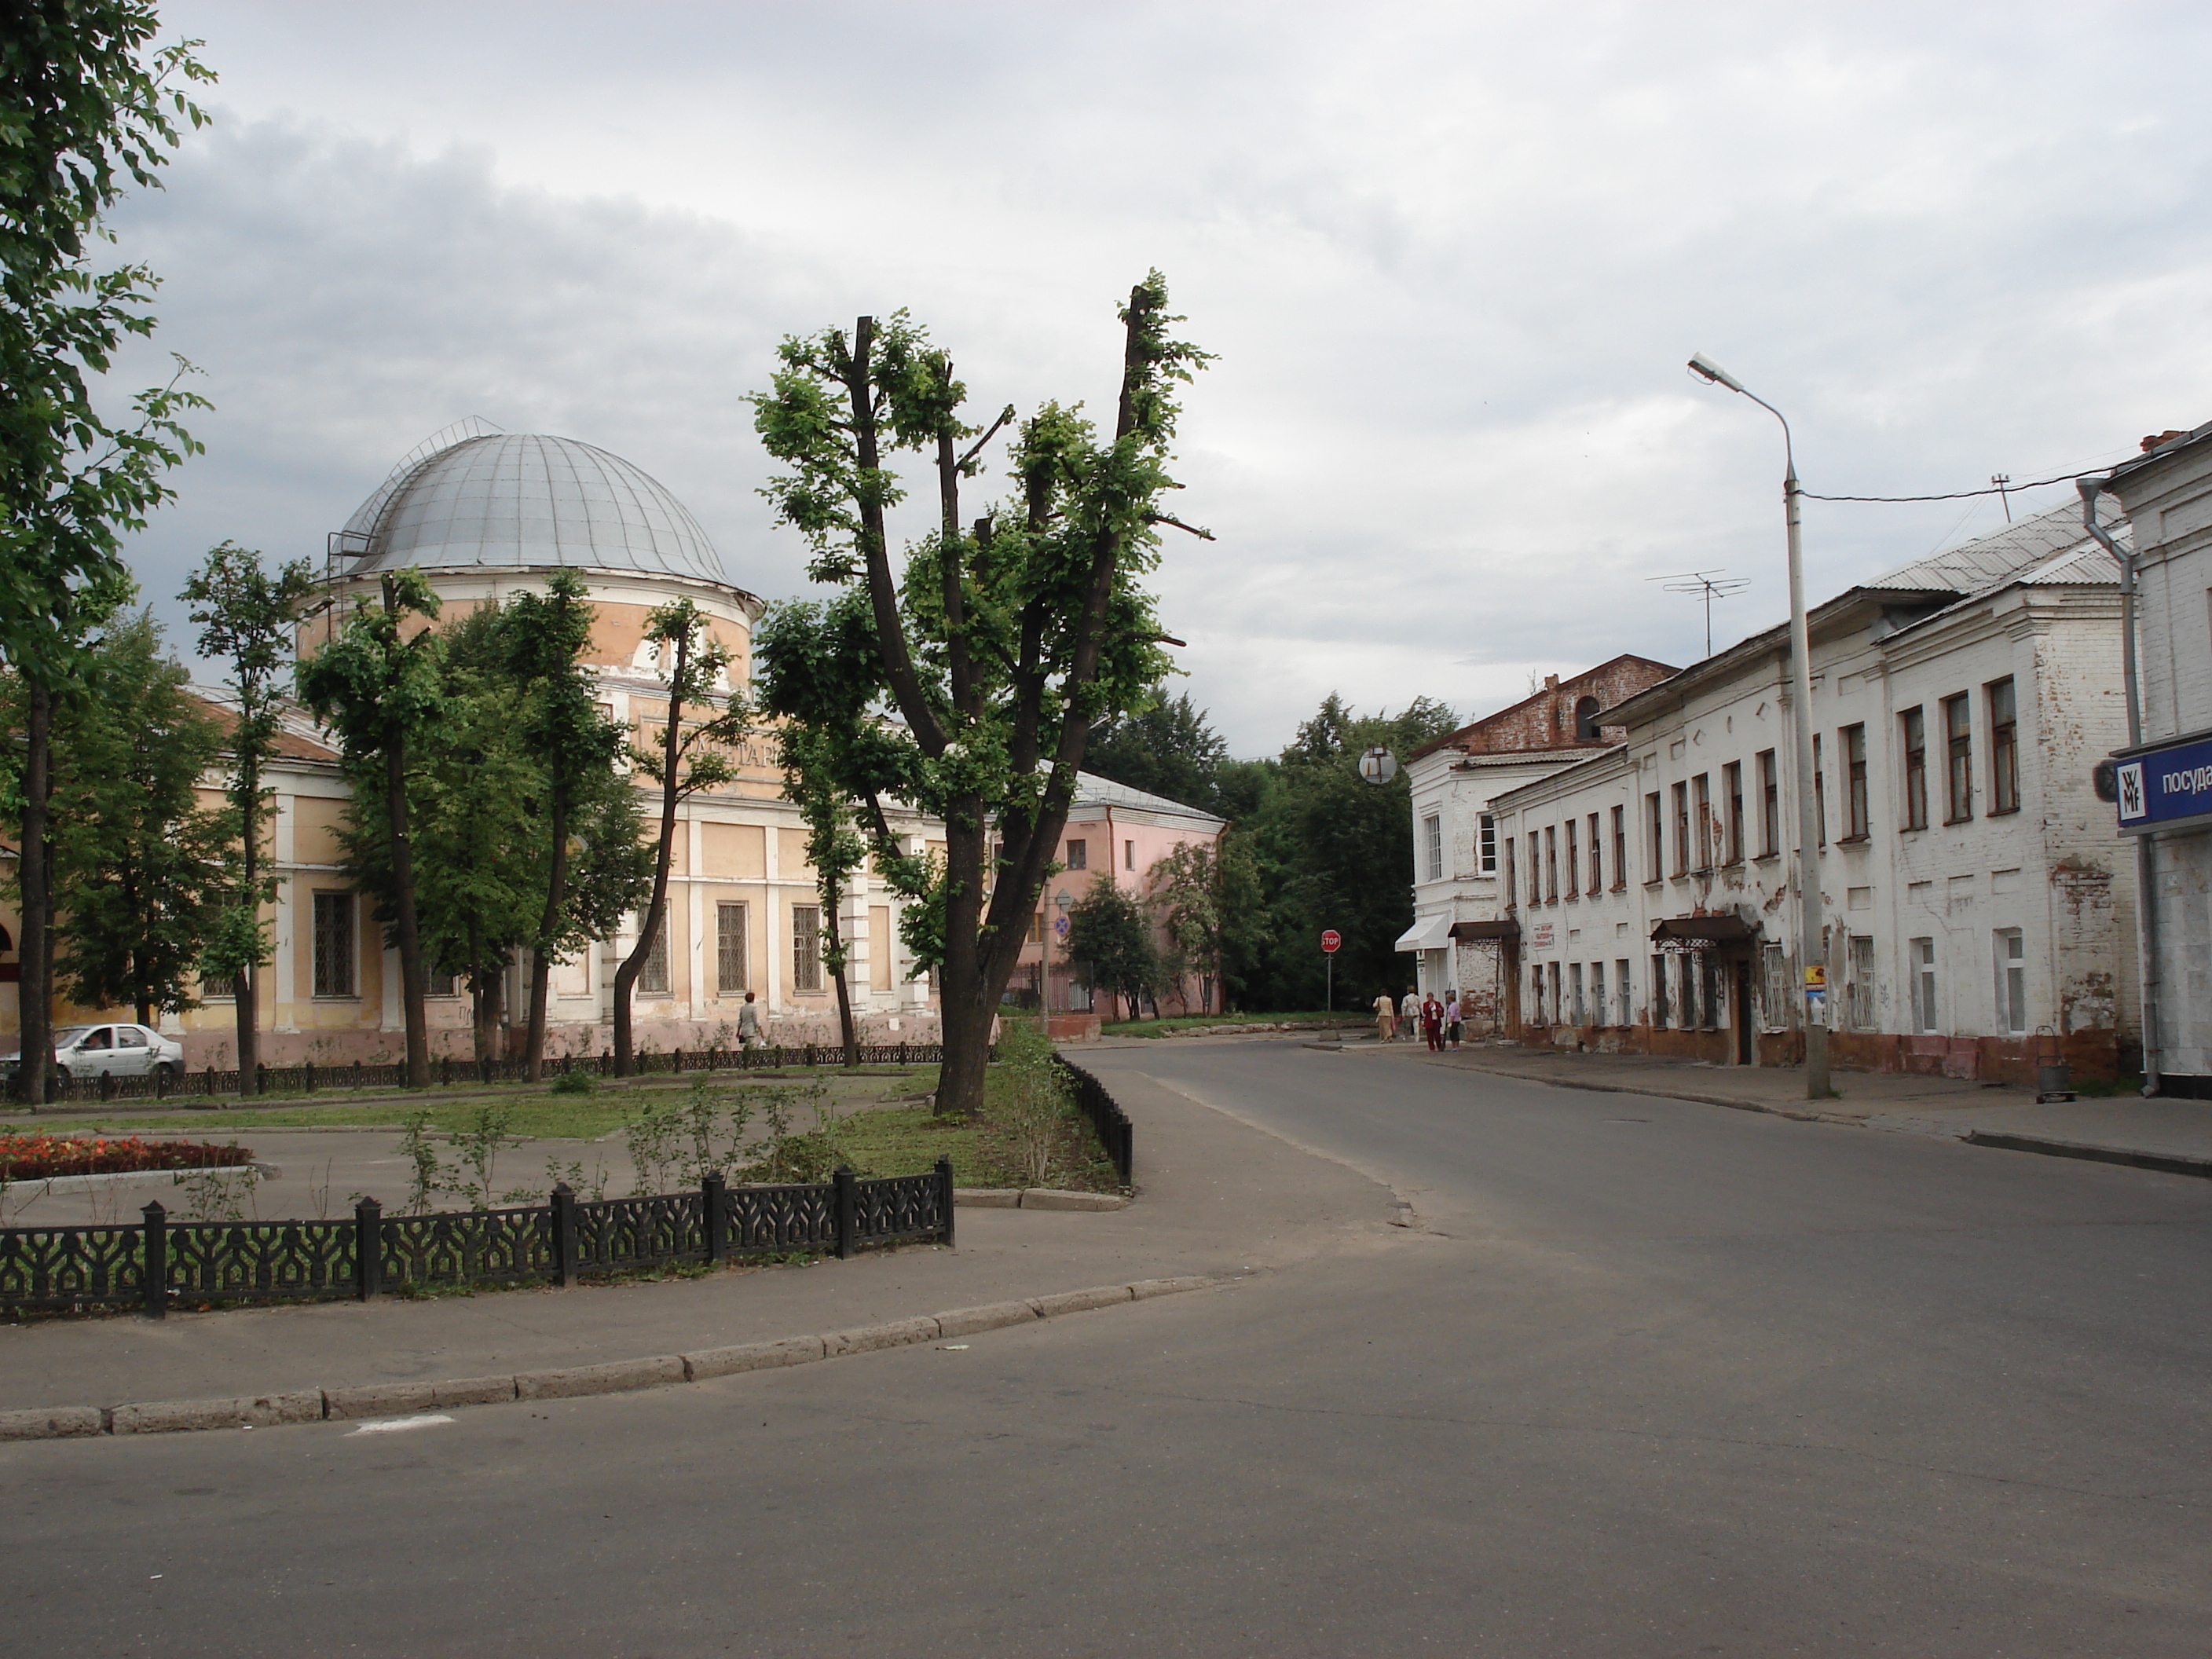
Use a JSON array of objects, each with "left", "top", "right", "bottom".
[{"left": 1687, "top": 354, "right": 1830, "bottom": 1098}]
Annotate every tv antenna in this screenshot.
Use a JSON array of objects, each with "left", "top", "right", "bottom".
[{"left": 1646, "top": 569, "right": 1750, "bottom": 657}]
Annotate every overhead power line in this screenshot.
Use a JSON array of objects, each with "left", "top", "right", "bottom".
[{"left": 1800, "top": 466, "right": 2093, "bottom": 504}]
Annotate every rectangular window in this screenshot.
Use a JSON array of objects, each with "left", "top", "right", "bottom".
[
  {"left": 1650, "top": 953, "right": 1669, "bottom": 1027},
  {"left": 792, "top": 905, "right": 823, "bottom": 992},
  {"left": 1943, "top": 694, "right": 1972, "bottom": 822},
  {"left": 716, "top": 902, "right": 748, "bottom": 994},
  {"left": 1678, "top": 952, "right": 1699, "bottom": 1031},
  {"left": 1527, "top": 834, "right": 1540, "bottom": 906},
  {"left": 1994, "top": 929, "right": 2027, "bottom": 1034},
  {"left": 1591, "top": 960, "right": 1606, "bottom": 1025},
  {"left": 1569, "top": 961, "right": 1584, "bottom": 1025},
  {"left": 1902, "top": 708, "right": 1928, "bottom": 830},
  {"left": 1027, "top": 910, "right": 1045, "bottom": 944},
  {"left": 1988, "top": 679, "right": 2019, "bottom": 815},
  {"left": 1611, "top": 805, "right": 1627, "bottom": 891},
  {"left": 1065, "top": 839, "right": 1087, "bottom": 870},
  {"left": 425, "top": 971, "right": 458, "bottom": 998},
  {"left": 1503, "top": 835, "right": 1518, "bottom": 910},
  {"left": 870, "top": 906, "right": 892, "bottom": 992},
  {"left": 1724, "top": 761, "right": 1744, "bottom": 864},
  {"left": 1531, "top": 965, "right": 1545, "bottom": 1025},
  {"left": 1616, "top": 959, "right": 1632, "bottom": 1027},
  {"left": 1547, "top": 961, "right": 1561, "bottom": 1024},
  {"left": 200, "top": 972, "right": 238, "bottom": 1000},
  {"left": 1699, "top": 952, "right": 1721, "bottom": 1031},
  {"left": 312, "top": 892, "right": 355, "bottom": 998},
  {"left": 1122, "top": 839, "right": 1134, "bottom": 871},
  {"left": 1847, "top": 934, "right": 1876, "bottom": 1031},
  {"left": 1671, "top": 781, "right": 1690, "bottom": 876},
  {"left": 1587, "top": 813, "right": 1602, "bottom": 893},
  {"left": 1692, "top": 774, "right": 1712, "bottom": 870},
  {"left": 1912, "top": 937, "right": 1939, "bottom": 1032},
  {"left": 1544, "top": 825, "right": 1558, "bottom": 903},
  {"left": 638, "top": 918, "right": 670, "bottom": 995},
  {"left": 1812, "top": 735, "right": 1826, "bottom": 848},
  {"left": 1645, "top": 792, "right": 1663, "bottom": 882},
  {"left": 1761, "top": 942, "right": 1790, "bottom": 1032},
  {"left": 1758, "top": 749, "right": 1779, "bottom": 855},
  {"left": 1565, "top": 819, "right": 1579, "bottom": 896},
  {"left": 1423, "top": 814, "right": 1444, "bottom": 883},
  {"left": 1844, "top": 724, "right": 1869, "bottom": 840},
  {"left": 1478, "top": 813, "right": 1497, "bottom": 874}
]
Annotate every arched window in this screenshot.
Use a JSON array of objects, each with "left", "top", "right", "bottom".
[{"left": 1573, "top": 696, "right": 1602, "bottom": 742}]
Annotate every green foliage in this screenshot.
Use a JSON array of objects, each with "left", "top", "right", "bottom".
[
  {"left": 1064, "top": 873, "right": 1163, "bottom": 1020},
  {"left": 182, "top": 542, "right": 317, "bottom": 994},
  {"left": 549, "top": 1065, "right": 595, "bottom": 1097},
  {"left": 991, "top": 1023, "right": 1075, "bottom": 1187},
  {"left": 1086, "top": 688, "right": 1228, "bottom": 815},
  {"left": 1, "top": 611, "right": 229, "bottom": 1019},
  {"left": 1226, "top": 693, "right": 1459, "bottom": 1009},
  {"left": 750, "top": 276, "right": 1210, "bottom": 1115}
]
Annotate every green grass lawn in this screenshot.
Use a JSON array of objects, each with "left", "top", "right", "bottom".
[{"left": 1100, "top": 1009, "right": 1350, "bottom": 1038}]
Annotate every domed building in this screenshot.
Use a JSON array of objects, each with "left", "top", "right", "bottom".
[{"left": 174, "top": 423, "right": 945, "bottom": 1065}]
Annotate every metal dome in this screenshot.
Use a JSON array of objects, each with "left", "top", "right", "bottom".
[{"left": 336, "top": 430, "right": 727, "bottom": 584}]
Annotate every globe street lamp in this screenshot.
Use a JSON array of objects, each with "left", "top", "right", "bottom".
[{"left": 1687, "top": 353, "right": 1830, "bottom": 1098}]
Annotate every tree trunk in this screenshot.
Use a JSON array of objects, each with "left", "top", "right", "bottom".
[
  {"left": 936, "top": 985, "right": 996, "bottom": 1127},
  {"left": 235, "top": 751, "right": 259, "bottom": 1093},
  {"left": 613, "top": 635, "right": 688, "bottom": 1075},
  {"left": 825, "top": 885, "right": 857, "bottom": 1064},
  {"left": 13, "top": 681, "right": 49, "bottom": 1108},
  {"left": 522, "top": 789, "right": 568, "bottom": 1083},
  {"left": 386, "top": 722, "right": 430, "bottom": 1088}
]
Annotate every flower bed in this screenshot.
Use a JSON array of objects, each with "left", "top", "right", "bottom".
[{"left": 0, "top": 1133, "right": 253, "bottom": 1182}]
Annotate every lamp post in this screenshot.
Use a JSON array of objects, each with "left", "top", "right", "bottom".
[{"left": 1687, "top": 353, "right": 1829, "bottom": 1098}]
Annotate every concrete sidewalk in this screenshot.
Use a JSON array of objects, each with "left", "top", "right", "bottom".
[
  {"left": 0, "top": 1062, "right": 1398, "bottom": 1416},
  {"left": 1343, "top": 1038, "right": 2212, "bottom": 1170}
]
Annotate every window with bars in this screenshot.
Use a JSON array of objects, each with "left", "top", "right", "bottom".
[
  {"left": 1761, "top": 941, "right": 1791, "bottom": 1032},
  {"left": 1846, "top": 933, "right": 1877, "bottom": 1031},
  {"left": 717, "top": 902, "right": 748, "bottom": 994},
  {"left": 1901, "top": 708, "right": 1928, "bottom": 830},
  {"left": 200, "top": 972, "right": 238, "bottom": 1000},
  {"left": 792, "top": 905, "right": 822, "bottom": 992},
  {"left": 312, "top": 892, "right": 355, "bottom": 998},
  {"left": 1988, "top": 679, "right": 2019, "bottom": 815},
  {"left": 638, "top": 918, "right": 671, "bottom": 995}
]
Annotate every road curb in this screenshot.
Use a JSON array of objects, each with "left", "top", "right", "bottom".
[
  {"left": 1423, "top": 1056, "right": 1865, "bottom": 1126},
  {"left": 1, "top": 1274, "right": 1225, "bottom": 1445},
  {"left": 1963, "top": 1130, "right": 2212, "bottom": 1179}
]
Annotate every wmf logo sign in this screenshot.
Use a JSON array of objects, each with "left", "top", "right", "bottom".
[{"left": 2116, "top": 760, "right": 2148, "bottom": 822}]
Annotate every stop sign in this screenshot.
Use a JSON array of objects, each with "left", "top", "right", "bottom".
[{"left": 1320, "top": 930, "right": 1342, "bottom": 954}]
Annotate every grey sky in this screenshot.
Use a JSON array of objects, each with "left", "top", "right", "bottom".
[{"left": 106, "top": 1, "right": 2212, "bottom": 754}]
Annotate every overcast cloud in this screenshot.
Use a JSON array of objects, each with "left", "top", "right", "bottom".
[{"left": 101, "top": 0, "right": 2212, "bottom": 754}]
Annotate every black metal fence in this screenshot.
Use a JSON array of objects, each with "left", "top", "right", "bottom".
[
  {"left": 0, "top": 1160, "right": 954, "bottom": 1317},
  {"left": 1057, "top": 1057, "right": 1133, "bottom": 1186},
  {"left": 30, "top": 1043, "right": 957, "bottom": 1106}
]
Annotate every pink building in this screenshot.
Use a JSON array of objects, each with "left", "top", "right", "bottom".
[{"left": 1008, "top": 773, "right": 1228, "bottom": 1028}]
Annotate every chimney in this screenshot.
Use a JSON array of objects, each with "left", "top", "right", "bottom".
[
  {"left": 2141, "top": 430, "right": 2187, "bottom": 453},
  {"left": 1544, "top": 674, "right": 1558, "bottom": 690}
]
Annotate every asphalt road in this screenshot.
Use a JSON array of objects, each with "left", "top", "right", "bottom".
[{"left": 5, "top": 1041, "right": 2209, "bottom": 1657}]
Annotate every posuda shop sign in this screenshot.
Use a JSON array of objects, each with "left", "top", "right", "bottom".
[{"left": 2115, "top": 728, "right": 2212, "bottom": 835}]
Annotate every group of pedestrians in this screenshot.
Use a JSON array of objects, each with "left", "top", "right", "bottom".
[{"left": 1370, "top": 986, "right": 1462, "bottom": 1049}]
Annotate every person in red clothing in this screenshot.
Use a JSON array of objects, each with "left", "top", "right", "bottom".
[{"left": 1421, "top": 994, "right": 1444, "bottom": 1051}]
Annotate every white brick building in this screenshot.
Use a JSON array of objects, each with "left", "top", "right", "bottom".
[
  {"left": 2096, "top": 425, "right": 2212, "bottom": 1096},
  {"left": 1483, "top": 502, "right": 2138, "bottom": 1082}
]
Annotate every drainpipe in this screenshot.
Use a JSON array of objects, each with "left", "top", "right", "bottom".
[{"left": 2078, "top": 479, "right": 2160, "bottom": 1096}]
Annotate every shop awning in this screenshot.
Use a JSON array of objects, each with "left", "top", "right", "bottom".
[
  {"left": 1650, "top": 915, "right": 1757, "bottom": 945},
  {"left": 1393, "top": 913, "right": 1455, "bottom": 953},
  {"left": 1450, "top": 920, "right": 1520, "bottom": 942}
]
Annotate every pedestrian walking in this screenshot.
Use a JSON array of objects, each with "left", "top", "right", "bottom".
[
  {"left": 1372, "top": 990, "right": 1397, "bottom": 1042},
  {"left": 1422, "top": 994, "right": 1444, "bottom": 1051},
  {"left": 1400, "top": 987, "right": 1420, "bottom": 1041},
  {"left": 1445, "top": 992, "right": 1463, "bottom": 1049},
  {"left": 736, "top": 991, "right": 764, "bottom": 1049}
]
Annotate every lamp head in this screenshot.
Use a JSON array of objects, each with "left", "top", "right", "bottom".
[{"left": 1687, "top": 352, "right": 1748, "bottom": 395}]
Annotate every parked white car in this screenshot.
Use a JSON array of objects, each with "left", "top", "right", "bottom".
[{"left": 0, "top": 1024, "right": 185, "bottom": 1083}]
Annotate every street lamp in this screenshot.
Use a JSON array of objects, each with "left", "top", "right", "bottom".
[{"left": 1687, "top": 352, "right": 1830, "bottom": 1098}]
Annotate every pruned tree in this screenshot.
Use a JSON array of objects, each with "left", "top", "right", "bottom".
[
  {"left": 1148, "top": 840, "right": 1222, "bottom": 1016},
  {"left": 611, "top": 596, "right": 749, "bottom": 1076},
  {"left": 751, "top": 273, "right": 1209, "bottom": 1118},
  {"left": 297, "top": 569, "right": 444, "bottom": 1089},
  {"left": 779, "top": 720, "right": 870, "bottom": 1061},
  {"left": 184, "top": 541, "right": 316, "bottom": 1090},
  {"left": 1, "top": 5, "right": 211, "bottom": 1103}
]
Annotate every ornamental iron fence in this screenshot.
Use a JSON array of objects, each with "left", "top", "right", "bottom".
[
  {"left": 1056, "top": 1057, "right": 1133, "bottom": 1186},
  {"left": 0, "top": 1160, "right": 954, "bottom": 1317},
  {"left": 27, "top": 1043, "right": 961, "bottom": 1105}
]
